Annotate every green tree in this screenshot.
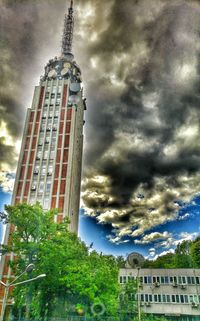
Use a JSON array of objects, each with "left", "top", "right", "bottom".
[
  {"left": 1, "top": 203, "right": 119, "bottom": 320},
  {"left": 191, "top": 237, "right": 200, "bottom": 268},
  {"left": 119, "top": 278, "right": 137, "bottom": 320},
  {"left": 174, "top": 240, "right": 193, "bottom": 268},
  {"left": 143, "top": 240, "right": 194, "bottom": 269},
  {"left": 143, "top": 253, "right": 175, "bottom": 268},
  {"left": 116, "top": 256, "right": 126, "bottom": 268}
]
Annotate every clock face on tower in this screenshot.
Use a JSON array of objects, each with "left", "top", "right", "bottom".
[
  {"left": 64, "top": 62, "right": 71, "bottom": 68},
  {"left": 48, "top": 69, "right": 56, "bottom": 78},
  {"left": 61, "top": 67, "right": 69, "bottom": 76}
]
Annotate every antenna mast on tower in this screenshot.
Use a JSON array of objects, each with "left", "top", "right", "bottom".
[{"left": 61, "top": 0, "right": 74, "bottom": 56}]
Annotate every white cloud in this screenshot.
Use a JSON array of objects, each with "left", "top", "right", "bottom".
[
  {"left": 178, "top": 212, "right": 191, "bottom": 221},
  {"left": 149, "top": 248, "right": 156, "bottom": 257},
  {"left": 106, "top": 234, "right": 130, "bottom": 245},
  {"left": 134, "top": 231, "right": 171, "bottom": 244},
  {"left": 178, "top": 232, "right": 198, "bottom": 242},
  {"left": 153, "top": 248, "right": 175, "bottom": 261},
  {"left": 0, "top": 171, "right": 15, "bottom": 193}
]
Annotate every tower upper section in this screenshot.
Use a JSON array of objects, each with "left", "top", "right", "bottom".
[{"left": 41, "top": 0, "right": 81, "bottom": 87}]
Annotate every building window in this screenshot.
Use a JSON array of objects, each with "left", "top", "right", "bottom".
[
  {"left": 41, "top": 123, "right": 46, "bottom": 131},
  {"left": 180, "top": 295, "right": 184, "bottom": 303},
  {"left": 41, "top": 165, "right": 46, "bottom": 175},
  {"left": 166, "top": 295, "right": 170, "bottom": 303},
  {"left": 43, "top": 198, "right": 49, "bottom": 210},
  {"left": 55, "top": 109, "right": 59, "bottom": 116},
  {"left": 182, "top": 276, "right": 186, "bottom": 284},
  {"left": 38, "top": 138, "right": 44, "bottom": 146},
  {"left": 172, "top": 295, "right": 176, "bottom": 303},
  {"left": 45, "top": 92, "right": 50, "bottom": 99},
  {"left": 39, "top": 182, "right": 44, "bottom": 193},
  {"left": 51, "top": 137, "right": 56, "bottom": 145},
  {"left": 37, "top": 197, "right": 42, "bottom": 205},
  {"left": 161, "top": 276, "right": 165, "bottom": 284},
  {"left": 164, "top": 276, "right": 169, "bottom": 284},
  {"left": 31, "top": 183, "right": 37, "bottom": 191},
  {"left": 44, "top": 150, "right": 48, "bottom": 159},
  {"left": 29, "top": 197, "right": 35, "bottom": 205},
  {"left": 184, "top": 295, "right": 188, "bottom": 303},
  {"left": 50, "top": 150, "right": 55, "bottom": 159},
  {"left": 48, "top": 164, "right": 53, "bottom": 174},
  {"left": 47, "top": 121, "right": 52, "bottom": 128},
  {"left": 176, "top": 295, "right": 180, "bottom": 303},
  {"left": 154, "top": 295, "right": 157, "bottom": 302},
  {"left": 46, "top": 182, "right": 51, "bottom": 193},
  {"left": 36, "top": 151, "right": 42, "bottom": 160},
  {"left": 33, "top": 167, "right": 39, "bottom": 175},
  {"left": 53, "top": 118, "right": 58, "bottom": 125}
]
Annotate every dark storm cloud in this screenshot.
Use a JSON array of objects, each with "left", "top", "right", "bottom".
[
  {"left": 0, "top": 137, "right": 16, "bottom": 166},
  {"left": 1, "top": 0, "right": 200, "bottom": 237},
  {"left": 80, "top": 0, "right": 200, "bottom": 237}
]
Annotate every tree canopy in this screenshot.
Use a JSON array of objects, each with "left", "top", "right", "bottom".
[{"left": 1, "top": 203, "right": 119, "bottom": 320}]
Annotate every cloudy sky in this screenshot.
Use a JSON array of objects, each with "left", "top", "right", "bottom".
[{"left": 0, "top": 0, "right": 200, "bottom": 258}]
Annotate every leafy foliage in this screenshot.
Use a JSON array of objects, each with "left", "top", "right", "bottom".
[
  {"left": 191, "top": 237, "right": 200, "bottom": 268},
  {"left": 119, "top": 278, "right": 137, "bottom": 317},
  {"left": 2, "top": 203, "right": 119, "bottom": 320},
  {"left": 144, "top": 240, "right": 195, "bottom": 268}
]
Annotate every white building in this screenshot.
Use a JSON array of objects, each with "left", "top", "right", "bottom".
[{"left": 119, "top": 268, "right": 200, "bottom": 320}]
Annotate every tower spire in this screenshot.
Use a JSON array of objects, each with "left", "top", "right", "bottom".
[{"left": 61, "top": 0, "right": 74, "bottom": 57}]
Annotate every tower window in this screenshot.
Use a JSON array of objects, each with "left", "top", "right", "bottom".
[
  {"left": 50, "top": 150, "right": 55, "bottom": 159},
  {"left": 39, "top": 182, "right": 44, "bottom": 193},
  {"left": 46, "top": 182, "right": 51, "bottom": 193},
  {"left": 44, "top": 150, "right": 48, "bottom": 159},
  {"left": 43, "top": 198, "right": 49, "bottom": 210}
]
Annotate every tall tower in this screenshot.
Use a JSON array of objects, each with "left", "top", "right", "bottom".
[
  {"left": 11, "top": 0, "right": 85, "bottom": 233},
  {"left": 0, "top": 1, "right": 86, "bottom": 318}
]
